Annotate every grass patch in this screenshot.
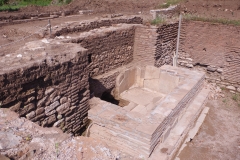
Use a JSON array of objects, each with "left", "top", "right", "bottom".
[
  {"left": 232, "top": 94, "right": 238, "bottom": 101},
  {"left": 0, "top": 0, "right": 54, "bottom": 12},
  {"left": 222, "top": 99, "right": 227, "bottom": 103},
  {"left": 150, "top": 16, "right": 166, "bottom": 26},
  {"left": 183, "top": 14, "right": 240, "bottom": 26}
]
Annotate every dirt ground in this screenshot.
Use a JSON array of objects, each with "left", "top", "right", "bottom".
[
  {"left": 0, "top": 108, "right": 134, "bottom": 160},
  {"left": 178, "top": 89, "right": 240, "bottom": 160}
]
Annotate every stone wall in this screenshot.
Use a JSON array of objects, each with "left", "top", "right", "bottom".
[
  {"left": 154, "top": 23, "right": 179, "bottom": 67},
  {"left": 0, "top": 41, "right": 90, "bottom": 134},
  {"left": 67, "top": 24, "right": 136, "bottom": 77},
  {"left": 52, "top": 16, "right": 142, "bottom": 37},
  {"left": 179, "top": 20, "right": 240, "bottom": 92},
  {"left": 133, "top": 26, "right": 157, "bottom": 65},
  {"left": 0, "top": 23, "right": 138, "bottom": 134}
]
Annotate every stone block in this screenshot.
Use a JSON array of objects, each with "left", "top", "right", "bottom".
[
  {"left": 158, "top": 72, "right": 179, "bottom": 94},
  {"left": 53, "top": 119, "right": 64, "bottom": 127},
  {"left": 37, "top": 96, "right": 47, "bottom": 108},
  {"left": 10, "top": 102, "right": 21, "bottom": 112},
  {"left": 144, "top": 65, "right": 160, "bottom": 79},
  {"left": 45, "top": 101, "right": 60, "bottom": 114},
  {"left": 226, "top": 86, "right": 236, "bottom": 91},
  {"left": 36, "top": 107, "right": 45, "bottom": 115},
  {"left": 56, "top": 102, "right": 70, "bottom": 114},
  {"left": 48, "top": 114, "right": 57, "bottom": 125},
  {"left": 144, "top": 79, "right": 161, "bottom": 92},
  {"left": 60, "top": 97, "right": 68, "bottom": 104},
  {"left": 26, "top": 111, "right": 35, "bottom": 120},
  {"left": 45, "top": 87, "right": 54, "bottom": 95}
]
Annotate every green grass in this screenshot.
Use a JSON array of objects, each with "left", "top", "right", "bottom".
[
  {"left": 150, "top": 16, "right": 166, "bottom": 26},
  {"left": 0, "top": 0, "right": 72, "bottom": 12},
  {"left": 159, "top": 0, "right": 181, "bottom": 9},
  {"left": 183, "top": 14, "right": 240, "bottom": 26},
  {"left": 0, "top": 0, "right": 52, "bottom": 11},
  {"left": 232, "top": 94, "right": 238, "bottom": 101},
  {"left": 222, "top": 99, "right": 227, "bottom": 103}
]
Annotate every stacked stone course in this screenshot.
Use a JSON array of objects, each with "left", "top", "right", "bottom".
[
  {"left": 154, "top": 23, "right": 179, "bottom": 67},
  {"left": 0, "top": 22, "right": 139, "bottom": 134}
]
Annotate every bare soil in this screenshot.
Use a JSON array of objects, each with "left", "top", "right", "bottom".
[
  {"left": 181, "top": 0, "right": 240, "bottom": 20},
  {"left": 178, "top": 89, "right": 240, "bottom": 160}
]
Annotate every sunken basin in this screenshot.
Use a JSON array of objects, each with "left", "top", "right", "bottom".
[{"left": 88, "top": 65, "right": 207, "bottom": 158}]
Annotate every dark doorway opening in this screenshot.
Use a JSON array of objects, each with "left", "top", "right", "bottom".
[{"left": 100, "top": 90, "right": 119, "bottom": 105}]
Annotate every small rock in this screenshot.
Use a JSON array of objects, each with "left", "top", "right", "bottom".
[
  {"left": 26, "top": 111, "right": 35, "bottom": 120},
  {"left": 45, "top": 87, "right": 54, "bottom": 95},
  {"left": 220, "top": 76, "right": 225, "bottom": 80},
  {"left": 230, "top": 90, "right": 236, "bottom": 94},
  {"left": 237, "top": 88, "right": 240, "bottom": 93},
  {"left": 60, "top": 97, "right": 68, "bottom": 104},
  {"left": 207, "top": 65, "right": 217, "bottom": 72},
  {"left": 186, "top": 64, "right": 193, "bottom": 68},
  {"left": 57, "top": 114, "right": 62, "bottom": 120},
  {"left": 226, "top": 86, "right": 236, "bottom": 91},
  {"left": 186, "top": 58, "right": 193, "bottom": 61},
  {"left": 216, "top": 68, "right": 223, "bottom": 73},
  {"left": 53, "top": 119, "right": 64, "bottom": 127}
]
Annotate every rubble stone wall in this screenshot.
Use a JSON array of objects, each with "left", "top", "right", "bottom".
[
  {"left": 0, "top": 42, "right": 90, "bottom": 134},
  {"left": 0, "top": 23, "right": 138, "bottom": 134},
  {"left": 53, "top": 16, "right": 142, "bottom": 37},
  {"left": 154, "top": 23, "right": 179, "bottom": 67},
  {"left": 69, "top": 24, "right": 136, "bottom": 77},
  {"left": 133, "top": 26, "right": 157, "bottom": 65},
  {"left": 179, "top": 21, "right": 240, "bottom": 92}
]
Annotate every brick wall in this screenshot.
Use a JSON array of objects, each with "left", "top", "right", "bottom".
[
  {"left": 68, "top": 24, "right": 136, "bottom": 77},
  {"left": 154, "top": 23, "right": 179, "bottom": 67},
  {"left": 133, "top": 26, "right": 157, "bottom": 65},
  {"left": 0, "top": 41, "right": 89, "bottom": 134},
  {"left": 0, "top": 23, "right": 138, "bottom": 134}
]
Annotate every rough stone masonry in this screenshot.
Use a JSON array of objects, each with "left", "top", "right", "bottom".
[{"left": 0, "top": 21, "right": 139, "bottom": 134}]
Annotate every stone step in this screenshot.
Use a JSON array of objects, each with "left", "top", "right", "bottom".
[
  {"left": 124, "top": 102, "right": 138, "bottom": 111},
  {"left": 149, "top": 87, "right": 210, "bottom": 160}
]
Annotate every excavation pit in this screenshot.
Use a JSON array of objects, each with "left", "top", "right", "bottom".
[{"left": 88, "top": 65, "right": 209, "bottom": 158}]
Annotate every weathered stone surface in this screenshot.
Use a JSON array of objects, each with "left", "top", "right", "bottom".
[
  {"left": 207, "top": 66, "right": 217, "bottom": 72},
  {"left": 53, "top": 119, "right": 64, "bottom": 127},
  {"left": 36, "top": 107, "right": 45, "bottom": 115},
  {"left": 10, "top": 102, "right": 21, "bottom": 112},
  {"left": 60, "top": 97, "right": 68, "bottom": 104},
  {"left": 45, "top": 87, "right": 54, "bottom": 96},
  {"left": 32, "top": 113, "right": 45, "bottom": 122},
  {"left": 186, "top": 64, "right": 193, "bottom": 68},
  {"left": 45, "top": 110, "right": 56, "bottom": 116},
  {"left": 57, "top": 114, "right": 62, "bottom": 120},
  {"left": 217, "top": 68, "right": 223, "bottom": 73},
  {"left": 47, "top": 115, "right": 56, "bottom": 125},
  {"left": 53, "top": 96, "right": 61, "bottom": 102},
  {"left": 37, "top": 96, "right": 47, "bottom": 108},
  {"left": 56, "top": 102, "right": 70, "bottom": 114},
  {"left": 45, "top": 101, "right": 60, "bottom": 114},
  {"left": 226, "top": 86, "right": 236, "bottom": 91},
  {"left": 237, "top": 87, "right": 240, "bottom": 93},
  {"left": 26, "top": 111, "right": 35, "bottom": 120}
]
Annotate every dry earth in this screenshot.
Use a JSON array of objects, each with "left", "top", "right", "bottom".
[{"left": 178, "top": 88, "right": 240, "bottom": 160}]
